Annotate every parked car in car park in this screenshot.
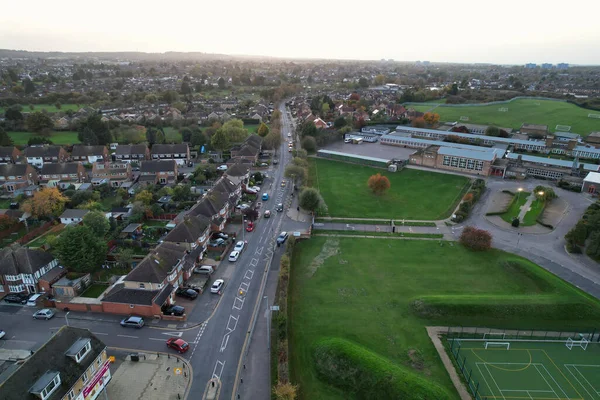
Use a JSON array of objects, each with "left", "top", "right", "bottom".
[
  {"left": 175, "top": 288, "right": 198, "bottom": 300},
  {"left": 277, "top": 231, "right": 289, "bottom": 245},
  {"left": 166, "top": 338, "right": 189, "bottom": 353},
  {"left": 33, "top": 309, "right": 55, "bottom": 320},
  {"left": 211, "top": 279, "right": 225, "bottom": 293},
  {"left": 228, "top": 250, "right": 240, "bottom": 262},
  {"left": 3, "top": 293, "right": 29, "bottom": 304},
  {"left": 120, "top": 316, "right": 145, "bottom": 328},
  {"left": 163, "top": 305, "right": 185, "bottom": 316},
  {"left": 233, "top": 241, "right": 245, "bottom": 252}
]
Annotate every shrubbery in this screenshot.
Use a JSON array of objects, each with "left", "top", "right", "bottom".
[
  {"left": 565, "top": 200, "right": 600, "bottom": 256},
  {"left": 452, "top": 179, "right": 485, "bottom": 223},
  {"left": 558, "top": 179, "right": 582, "bottom": 193},
  {"left": 459, "top": 226, "right": 492, "bottom": 251}
]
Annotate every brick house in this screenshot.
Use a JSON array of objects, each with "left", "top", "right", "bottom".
[
  {"left": 150, "top": 144, "right": 190, "bottom": 165},
  {"left": 230, "top": 135, "right": 262, "bottom": 163},
  {"left": 39, "top": 162, "right": 87, "bottom": 188},
  {"left": 0, "top": 244, "right": 59, "bottom": 295},
  {"left": 114, "top": 144, "right": 150, "bottom": 163},
  {"left": 0, "top": 146, "right": 22, "bottom": 164},
  {"left": 520, "top": 123, "right": 549, "bottom": 138},
  {"left": 313, "top": 118, "right": 328, "bottom": 129},
  {"left": 187, "top": 177, "right": 238, "bottom": 231},
  {"left": 23, "top": 145, "right": 69, "bottom": 168},
  {"left": 91, "top": 162, "right": 132, "bottom": 187},
  {"left": 0, "top": 163, "right": 39, "bottom": 193},
  {"left": 101, "top": 242, "right": 196, "bottom": 317},
  {"left": 71, "top": 145, "right": 109, "bottom": 163},
  {"left": 0, "top": 326, "right": 111, "bottom": 400},
  {"left": 163, "top": 214, "right": 211, "bottom": 254},
  {"left": 139, "top": 160, "right": 178, "bottom": 185}
]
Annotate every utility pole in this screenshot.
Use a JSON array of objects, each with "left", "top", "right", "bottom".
[{"left": 264, "top": 296, "right": 270, "bottom": 350}]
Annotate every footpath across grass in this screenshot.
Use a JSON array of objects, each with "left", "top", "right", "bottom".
[
  {"left": 500, "top": 192, "right": 530, "bottom": 223},
  {"left": 289, "top": 237, "right": 600, "bottom": 400},
  {"left": 309, "top": 158, "right": 470, "bottom": 220}
]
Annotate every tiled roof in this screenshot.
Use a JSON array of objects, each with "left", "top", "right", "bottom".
[
  {"left": 124, "top": 242, "right": 191, "bottom": 284},
  {"left": 151, "top": 144, "right": 188, "bottom": 154},
  {"left": 163, "top": 215, "right": 210, "bottom": 244},
  {"left": 0, "top": 244, "right": 55, "bottom": 276},
  {"left": 40, "top": 163, "right": 81, "bottom": 176},
  {"left": 101, "top": 283, "right": 159, "bottom": 305},
  {"left": 71, "top": 145, "right": 107, "bottom": 157},
  {"left": 0, "top": 164, "right": 29, "bottom": 177},
  {"left": 115, "top": 144, "right": 148, "bottom": 155},
  {"left": 140, "top": 160, "right": 176, "bottom": 173},
  {"left": 23, "top": 145, "right": 63, "bottom": 158}
]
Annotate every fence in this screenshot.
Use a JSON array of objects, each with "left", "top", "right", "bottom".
[
  {"left": 403, "top": 96, "right": 568, "bottom": 109},
  {"left": 448, "top": 339, "right": 488, "bottom": 400},
  {"left": 17, "top": 220, "right": 56, "bottom": 245},
  {"left": 445, "top": 326, "right": 600, "bottom": 343}
]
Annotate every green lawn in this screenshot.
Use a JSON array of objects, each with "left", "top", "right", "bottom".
[
  {"left": 309, "top": 158, "right": 470, "bottom": 220},
  {"left": 8, "top": 131, "right": 81, "bottom": 145},
  {"left": 162, "top": 127, "right": 183, "bottom": 143},
  {"left": 79, "top": 283, "right": 109, "bottom": 298},
  {"left": 0, "top": 199, "right": 13, "bottom": 209},
  {"left": 289, "top": 237, "right": 600, "bottom": 400},
  {"left": 314, "top": 230, "right": 443, "bottom": 238},
  {"left": 500, "top": 192, "right": 530, "bottom": 223},
  {"left": 522, "top": 198, "right": 546, "bottom": 226},
  {"left": 143, "top": 220, "right": 169, "bottom": 227},
  {"left": 0, "top": 104, "right": 80, "bottom": 114},
  {"left": 405, "top": 98, "right": 600, "bottom": 135},
  {"left": 246, "top": 124, "right": 260, "bottom": 133}
]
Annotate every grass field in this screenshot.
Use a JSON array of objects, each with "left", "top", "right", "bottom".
[
  {"left": 452, "top": 340, "right": 600, "bottom": 400},
  {"left": 309, "top": 158, "right": 470, "bottom": 219},
  {"left": 289, "top": 237, "right": 600, "bottom": 400},
  {"left": 500, "top": 192, "right": 530, "bottom": 224},
  {"left": 407, "top": 99, "right": 600, "bottom": 135},
  {"left": 162, "top": 127, "right": 183, "bottom": 143},
  {"left": 7, "top": 131, "right": 80, "bottom": 145},
  {"left": 0, "top": 104, "right": 81, "bottom": 114},
  {"left": 523, "top": 199, "right": 546, "bottom": 226}
]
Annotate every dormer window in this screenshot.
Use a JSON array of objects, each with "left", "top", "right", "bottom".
[
  {"left": 29, "top": 371, "right": 61, "bottom": 400},
  {"left": 65, "top": 338, "right": 92, "bottom": 363}
]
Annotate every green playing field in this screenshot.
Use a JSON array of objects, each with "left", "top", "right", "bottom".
[{"left": 450, "top": 338, "right": 600, "bottom": 400}]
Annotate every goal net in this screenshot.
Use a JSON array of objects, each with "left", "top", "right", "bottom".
[
  {"left": 460, "top": 116, "right": 469, "bottom": 121},
  {"left": 566, "top": 336, "right": 589, "bottom": 350},
  {"left": 556, "top": 125, "right": 571, "bottom": 131},
  {"left": 588, "top": 114, "right": 600, "bottom": 119},
  {"left": 483, "top": 332, "right": 506, "bottom": 340},
  {"left": 498, "top": 107, "right": 508, "bottom": 112},
  {"left": 485, "top": 342, "right": 510, "bottom": 350}
]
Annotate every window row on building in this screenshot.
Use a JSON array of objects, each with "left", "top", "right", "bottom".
[{"left": 442, "top": 156, "right": 484, "bottom": 171}]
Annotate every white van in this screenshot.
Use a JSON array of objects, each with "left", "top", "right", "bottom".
[{"left": 27, "top": 293, "right": 43, "bottom": 307}]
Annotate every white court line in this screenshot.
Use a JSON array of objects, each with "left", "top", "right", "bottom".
[
  {"left": 533, "top": 364, "right": 559, "bottom": 399},
  {"left": 117, "top": 334, "right": 138, "bottom": 339},
  {"left": 540, "top": 364, "right": 568, "bottom": 399},
  {"left": 527, "top": 391, "right": 533, "bottom": 400},
  {"left": 501, "top": 390, "right": 555, "bottom": 393},
  {"left": 92, "top": 332, "right": 108, "bottom": 335},
  {"left": 565, "top": 365, "right": 595, "bottom": 399},
  {"left": 484, "top": 363, "right": 506, "bottom": 400}
]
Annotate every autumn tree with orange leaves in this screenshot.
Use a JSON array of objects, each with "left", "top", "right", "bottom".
[
  {"left": 423, "top": 112, "right": 440, "bottom": 126},
  {"left": 367, "top": 173, "right": 391, "bottom": 195},
  {"left": 21, "top": 187, "right": 68, "bottom": 219}
]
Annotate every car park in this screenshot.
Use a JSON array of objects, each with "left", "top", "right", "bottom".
[
  {"left": 166, "top": 338, "right": 189, "bottom": 353},
  {"left": 120, "top": 316, "right": 145, "bottom": 328},
  {"left": 233, "top": 241, "right": 245, "bottom": 252},
  {"left": 3, "top": 293, "right": 29, "bottom": 304},
  {"left": 33, "top": 309, "right": 55, "bottom": 320},
  {"left": 246, "top": 221, "right": 254, "bottom": 232},
  {"left": 264, "top": 210, "right": 271, "bottom": 218},
  {"left": 175, "top": 288, "right": 198, "bottom": 300},
  {"left": 275, "top": 203, "right": 283, "bottom": 212},
  {"left": 211, "top": 279, "right": 224, "bottom": 293},
  {"left": 276, "top": 231, "right": 289, "bottom": 245},
  {"left": 228, "top": 250, "right": 240, "bottom": 262},
  {"left": 163, "top": 305, "right": 185, "bottom": 316},
  {"left": 262, "top": 193, "right": 269, "bottom": 201}
]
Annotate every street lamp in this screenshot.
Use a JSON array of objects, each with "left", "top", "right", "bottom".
[
  {"left": 264, "top": 296, "right": 270, "bottom": 350},
  {"left": 65, "top": 311, "right": 70, "bottom": 327}
]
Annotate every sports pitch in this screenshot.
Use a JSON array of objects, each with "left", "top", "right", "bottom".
[{"left": 451, "top": 339, "right": 600, "bottom": 400}]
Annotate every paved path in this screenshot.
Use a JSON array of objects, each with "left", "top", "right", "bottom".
[
  {"left": 517, "top": 192, "right": 535, "bottom": 221},
  {"left": 313, "top": 221, "right": 454, "bottom": 240},
  {"left": 426, "top": 327, "right": 471, "bottom": 400}
]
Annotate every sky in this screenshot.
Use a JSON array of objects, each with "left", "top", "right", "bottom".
[{"left": 1, "top": 0, "right": 600, "bottom": 65}]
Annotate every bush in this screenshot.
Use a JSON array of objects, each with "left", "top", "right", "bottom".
[
  {"left": 313, "top": 338, "right": 451, "bottom": 400},
  {"left": 459, "top": 226, "right": 492, "bottom": 251},
  {"left": 301, "top": 136, "right": 317, "bottom": 154},
  {"left": 511, "top": 218, "right": 520, "bottom": 227}
]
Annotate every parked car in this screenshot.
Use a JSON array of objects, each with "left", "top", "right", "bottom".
[
  {"left": 176, "top": 288, "right": 198, "bottom": 300},
  {"left": 281, "top": 180, "right": 286, "bottom": 187},
  {"left": 273, "top": 159, "right": 279, "bottom": 165},
  {"left": 216, "top": 232, "right": 229, "bottom": 240},
  {"left": 211, "top": 279, "right": 225, "bottom": 294},
  {"left": 276, "top": 231, "right": 289, "bottom": 245},
  {"left": 180, "top": 285, "right": 201, "bottom": 293},
  {"left": 245, "top": 188, "right": 258, "bottom": 195},
  {"left": 233, "top": 241, "right": 245, "bottom": 252},
  {"left": 237, "top": 203, "right": 250, "bottom": 211},
  {"left": 27, "top": 293, "right": 44, "bottom": 307},
  {"left": 262, "top": 193, "right": 269, "bottom": 201},
  {"left": 194, "top": 265, "right": 214, "bottom": 275},
  {"left": 264, "top": 210, "right": 271, "bottom": 218},
  {"left": 166, "top": 338, "right": 190, "bottom": 353},
  {"left": 120, "top": 316, "right": 145, "bottom": 328},
  {"left": 3, "top": 293, "right": 29, "bottom": 304},
  {"left": 275, "top": 203, "right": 283, "bottom": 212},
  {"left": 228, "top": 250, "right": 240, "bottom": 262},
  {"left": 251, "top": 186, "right": 261, "bottom": 192},
  {"left": 217, "top": 165, "right": 228, "bottom": 171},
  {"left": 209, "top": 238, "right": 226, "bottom": 247},
  {"left": 163, "top": 305, "right": 185, "bottom": 316},
  {"left": 33, "top": 309, "right": 55, "bottom": 320},
  {"left": 260, "top": 163, "right": 268, "bottom": 167},
  {"left": 246, "top": 221, "right": 254, "bottom": 232}
]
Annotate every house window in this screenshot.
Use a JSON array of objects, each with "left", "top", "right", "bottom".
[
  {"left": 442, "top": 156, "right": 450, "bottom": 166},
  {"left": 459, "top": 158, "right": 467, "bottom": 169},
  {"left": 82, "top": 370, "right": 89, "bottom": 383},
  {"left": 450, "top": 157, "right": 459, "bottom": 167},
  {"left": 41, "top": 374, "right": 61, "bottom": 400},
  {"left": 75, "top": 341, "right": 92, "bottom": 363},
  {"left": 96, "top": 356, "right": 103, "bottom": 367},
  {"left": 90, "top": 362, "right": 96, "bottom": 374},
  {"left": 68, "top": 390, "right": 75, "bottom": 400}
]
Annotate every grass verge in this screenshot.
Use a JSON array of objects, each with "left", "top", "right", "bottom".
[
  {"left": 313, "top": 230, "right": 443, "bottom": 239},
  {"left": 500, "top": 192, "right": 530, "bottom": 223}
]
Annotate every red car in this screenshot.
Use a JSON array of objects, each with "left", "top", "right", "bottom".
[
  {"left": 166, "top": 338, "right": 189, "bottom": 353},
  {"left": 246, "top": 221, "right": 254, "bottom": 232}
]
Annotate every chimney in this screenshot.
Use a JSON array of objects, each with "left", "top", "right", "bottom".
[{"left": 545, "top": 135, "right": 554, "bottom": 148}]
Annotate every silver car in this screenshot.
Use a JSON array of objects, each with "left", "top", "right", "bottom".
[{"left": 33, "top": 309, "right": 55, "bottom": 320}]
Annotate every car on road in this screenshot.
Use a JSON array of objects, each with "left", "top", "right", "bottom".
[
  {"left": 176, "top": 288, "right": 198, "bottom": 300},
  {"left": 163, "top": 305, "right": 185, "bottom": 316},
  {"left": 275, "top": 203, "right": 283, "bottom": 212},
  {"left": 120, "top": 316, "right": 145, "bottom": 328},
  {"left": 3, "top": 293, "right": 29, "bottom": 304},
  {"left": 228, "top": 250, "right": 240, "bottom": 262},
  {"left": 288, "top": 147, "right": 292, "bottom": 152},
  {"left": 233, "top": 241, "right": 245, "bottom": 252},
  {"left": 209, "top": 238, "right": 226, "bottom": 247},
  {"left": 264, "top": 210, "right": 271, "bottom": 218},
  {"left": 166, "top": 338, "right": 189, "bottom": 353},
  {"left": 0, "top": 330, "right": 5, "bottom": 339},
  {"left": 246, "top": 221, "right": 254, "bottom": 232},
  {"left": 281, "top": 180, "right": 286, "bottom": 187},
  {"left": 276, "top": 232, "right": 289, "bottom": 245},
  {"left": 33, "top": 309, "right": 55, "bottom": 320},
  {"left": 262, "top": 193, "right": 269, "bottom": 201},
  {"left": 217, "top": 165, "right": 228, "bottom": 171},
  {"left": 287, "top": 132, "right": 292, "bottom": 137},
  {"left": 211, "top": 279, "right": 224, "bottom": 294}
]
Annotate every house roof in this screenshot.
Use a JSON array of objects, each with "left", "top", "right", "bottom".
[
  {"left": 115, "top": 144, "right": 148, "bottom": 155},
  {"left": 151, "top": 144, "right": 188, "bottom": 154},
  {"left": 40, "top": 163, "right": 81, "bottom": 176},
  {"left": 60, "top": 209, "right": 90, "bottom": 219},
  {"left": 0, "top": 164, "right": 29, "bottom": 177},
  {"left": 584, "top": 172, "right": 600, "bottom": 184},
  {"left": 23, "top": 145, "right": 63, "bottom": 158},
  {"left": 0, "top": 244, "right": 55, "bottom": 276},
  {"left": 153, "top": 284, "right": 174, "bottom": 306},
  {"left": 188, "top": 197, "right": 219, "bottom": 219},
  {"left": 0, "top": 326, "right": 105, "bottom": 400},
  {"left": 101, "top": 283, "right": 160, "bottom": 305},
  {"left": 521, "top": 123, "right": 548, "bottom": 131},
  {"left": 225, "top": 162, "right": 250, "bottom": 177},
  {"left": 121, "top": 223, "right": 142, "bottom": 233},
  {"left": 0, "top": 146, "right": 17, "bottom": 158},
  {"left": 140, "top": 160, "right": 176, "bottom": 173},
  {"left": 437, "top": 146, "right": 498, "bottom": 162},
  {"left": 39, "top": 266, "right": 66, "bottom": 283},
  {"left": 236, "top": 145, "right": 258, "bottom": 157},
  {"left": 71, "top": 145, "right": 107, "bottom": 157},
  {"left": 124, "top": 242, "right": 191, "bottom": 284},
  {"left": 244, "top": 134, "right": 262, "bottom": 149},
  {"left": 163, "top": 215, "right": 210, "bottom": 244}
]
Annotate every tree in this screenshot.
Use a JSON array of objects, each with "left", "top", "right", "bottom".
[
  {"left": 273, "top": 382, "right": 298, "bottom": 400},
  {"left": 449, "top": 83, "right": 459, "bottom": 95},
  {"left": 117, "top": 248, "right": 134, "bottom": 269},
  {"left": 78, "top": 114, "right": 111, "bottom": 145},
  {"left": 144, "top": 94, "right": 158, "bottom": 104},
  {"left": 79, "top": 127, "right": 99, "bottom": 145},
  {"left": 23, "top": 78, "right": 36, "bottom": 95},
  {"left": 485, "top": 126, "right": 501, "bottom": 137},
  {"left": 172, "top": 184, "right": 192, "bottom": 202},
  {"left": 54, "top": 225, "right": 107, "bottom": 273},
  {"left": 134, "top": 190, "right": 154, "bottom": 206},
  {"left": 257, "top": 122, "right": 270, "bottom": 137},
  {"left": 26, "top": 112, "right": 53, "bottom": 133},
  {"left": 533, "top": 186, "right": 557, "bottom": 202},
  {"left": 146, "top": 127, "right": 158, "bottom": 145},
  {"left": 55, "top": 102, "right": 62, "bottom": 110},
  {"left": 180, "top": 81, "right": 192, "bottom": 95},
  {"left": 358, "top": 77, "right": 369, "bottom": 88},
  {"left": 242, "top": 207, "right": 259, "bottom": 222},
  {"left": 210, "top": 129, "right": 230, "bottom": 151},
  {"left": 188, "top": 129, "right": 206, "bottom": 149},
  {"left": 21, "top": 187, "right": 67, "bottom": 219},
  {"left": 83, "top": 211, "right": 110, "bottom": 237},
  {"left": 423, "top": 112, "right": 440, "bottom": 126},
  {"left": 284, "top": 164, "right": 307, "bottom": 185},
  {"left": 333, "top": 116, "right": 347, "bottom": 129},
  {"left": 301, "top": 136, "right": 317, "bottom": 153},
  {"left": 5, "top": 106, "right": 23, "bottom": 122},
  {"left": 459, "top": 226, "right": 492, "bottom": 251},
  {"left": 264, "top": 131, "right": 282, "bottom": 150},
  {"left": 412, "top": 117, "right": 426, "bottom": 128},
  {"left": 367, "top": 173, "right": 391, "bottom": 195},
  {"left": 299, "top": 187, "right": 325, "bottom": 212},
  {"left": 374, "top": 74, "right": 386, "bottom": 85},
  {"left": 218, "top": 77, "right": 226, "bottom": 89},
  {"left": 219, "top": 119, "right": 248, "bottom": 143},
  {"left": 0, "top": 127, "right": 13, "bottom": 146},
  {"left": 300, "top": 121, "right": 317, "bottom": 137}
]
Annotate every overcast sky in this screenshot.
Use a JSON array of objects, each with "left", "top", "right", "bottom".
[{"left": 2, "top": 0, "right": 599, "bottom": 65}]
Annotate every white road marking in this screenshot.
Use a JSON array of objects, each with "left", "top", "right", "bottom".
[
  {"left": 117, "top": 334, "right": 138, "bottom": 339},
  {"left": 255, "top": 246, "right": 264, "bottom": 255},
  {"left": 233, "top": 297, "right": 244, "bottom": 310},
  {"left": 220, "top": 335, "right": 229, "bottom": 352},
  {"left": 161, "top": 331, "right": 183, "bottom": 337},
  {"left": 212, "top": 360, "right": 225, "bottom": 380},
  {"left": 250, "top": 258, "right": 258, "bottom": 267},
  {"left": 244, "top": 270, "right": 254, "bottom": 280},
  {"left": 226, "top": 315, "right": 238, "bottom": 332},
  {"left": 91, "top": 332, "right": 108, "bottom": 336},
  {"left": 148, "top": 338, "right": 165, "bottom": 341}
]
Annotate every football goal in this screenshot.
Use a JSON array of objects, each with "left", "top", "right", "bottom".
[
  {"left": 498, "top": 107, "right": 508, "bottom": 112},
  {"left": 483, "top": 332, "right": 506, "bottom": 340},
  {"left": 485, "top": 342, "right": 510, "bottom": 350},
  {"left": 460, "top": 116, "right": 469, "bottom": 121},
  {"left": 588, "top": 113, "right": 600, "bottom": 119},
  {"left": 566, "top": 336, "right": 589, "bottom": 350},
  {"left": 556, "top": 124, "right": 571, "bottom": 131}
]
